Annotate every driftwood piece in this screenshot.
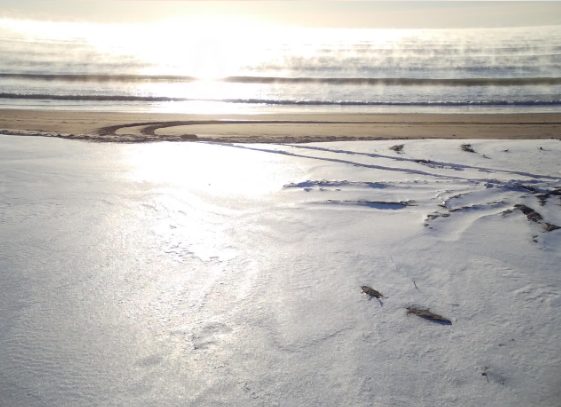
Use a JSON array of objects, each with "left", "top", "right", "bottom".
[{"left": 406, "top": 306, "right": 452, "bottom": 325}]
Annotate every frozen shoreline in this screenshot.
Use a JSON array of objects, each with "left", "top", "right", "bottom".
[{"left": 1, "top": 135, "right": 560, "bottom": 406}]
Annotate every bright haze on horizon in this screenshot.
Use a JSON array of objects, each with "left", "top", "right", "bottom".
[
  {"left": 1, "top": 1, "right": 561, "bottom": 28},
  {"left": 1, "top": 1, "right": 561, "bottom": 114}
]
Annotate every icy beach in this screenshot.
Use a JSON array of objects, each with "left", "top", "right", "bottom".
[{"left": 1, "top": 135, "right": 560, "bottom": 406}]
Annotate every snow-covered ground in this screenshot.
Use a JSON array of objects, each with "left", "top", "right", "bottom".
[{"left": 1, "top": 135, "right": 560, "bottom": 406}]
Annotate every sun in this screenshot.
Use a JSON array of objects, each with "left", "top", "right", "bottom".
[{"left": 96, "top": 15, "right": 279, "bottom": 80}]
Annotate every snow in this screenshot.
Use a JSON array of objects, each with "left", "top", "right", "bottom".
[{"left": 0, "top": 135, "right": 560, "bottom": 406}]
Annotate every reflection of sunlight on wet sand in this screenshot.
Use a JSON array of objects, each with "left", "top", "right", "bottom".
[{"left": 123, "top": 142, "right": 290, "bottom": 196}]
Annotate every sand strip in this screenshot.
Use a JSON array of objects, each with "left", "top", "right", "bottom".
[{"left": 0, "top": 109, "right": 560, "bottom": 143}]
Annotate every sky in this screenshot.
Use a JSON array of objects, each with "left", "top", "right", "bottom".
[{"left": 1, "top": 1, "right": 561, "bottom": 28}]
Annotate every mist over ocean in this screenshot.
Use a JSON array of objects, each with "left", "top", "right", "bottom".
[{"left": 1, "top": 18, "right": 561, "bottom": 113}]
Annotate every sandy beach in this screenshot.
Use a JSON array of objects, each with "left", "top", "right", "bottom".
[{"left": 1, "top": 109, "right": 560, "bottom": 142}]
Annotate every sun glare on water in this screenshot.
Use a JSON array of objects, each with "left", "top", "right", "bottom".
[
  {"left": 2, "top": 14, "right": 283, "bottom": 78},
  {"left": 90, "top": 16, "right": 283, "bottom": 80},
  {"left": 2, "top": 14, "right": 412, "bottom": 80}
]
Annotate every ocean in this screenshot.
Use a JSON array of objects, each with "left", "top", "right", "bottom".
[{"left": 1, "top": 18, "right": 561, "bottom": 113}]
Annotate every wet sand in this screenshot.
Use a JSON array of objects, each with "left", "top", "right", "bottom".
[{"left": 1, "top": 109, "right": 560, "bottom": 142}]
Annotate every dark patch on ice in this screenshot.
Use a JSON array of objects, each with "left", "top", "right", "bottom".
[
  {"left": 461, "top": 144, "right": 476, "bottom": 153},
  {"left": 321, "top": 199, "right": 416, "bottom": 209},
  {"left": 361, "top": 285, "right": 384, "bottom": 299},
  {"left": 481, "top": 366, "right": 507, "bottom": 385},
  {"left": 515, "top": 184, "right": 561, "bottom": 206},
  {"left": 536, "top": 188, "right": 561, "bottom": 206},
  {"left": 426, "top": 179, "right": 561, "bottom": 231},
  {"left": 361, "top": 285, "right": 384, "bottom": 306},
  {"left": 287, "top": 144, "right": 559, "bottom": 181},
  {"left": 486, "top": 182, "right": 561, "bottom": 205},
  {"left": 424, "top": 211, "right": 450, "bottom": 226},
  {"left": 448, "top": 202, "right": 506, "bottom": 213},
  {"left": 424, "top": 200, "right": 506, "bottom": 227},
  {"left": 390, "top": 144, "right": 404, "bottom": 153},
  {"left": 414, "top": 159, "right": 463, "bottom": 171},
  {"left": 515, "top": 204, "right": 547, "bottom": 225},
  {"left": 507, "top": 204, "right": 561, "bottom": 233},
  {"left": 518, "top": 205, "right": 546, "bottom": 223},
  {"left": 461, "top": 143, "right": 492, "bottom": 159},
  {"left": 406, "top": 306, "right": 452, "bottom": 325},
  {"left": 544, "top": 223, "right": 561, "bottom": 232},
  {"left": 283, "top": 180, "right": 386, "bottom": 191}
]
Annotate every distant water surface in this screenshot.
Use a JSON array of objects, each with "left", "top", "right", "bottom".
[{"left": 1, "top": 18, "right": 561, "bottom": 113}]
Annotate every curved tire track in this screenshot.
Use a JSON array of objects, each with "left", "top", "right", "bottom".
[{"left": 97, "top": 119, "right": 365, "bottom": 138}]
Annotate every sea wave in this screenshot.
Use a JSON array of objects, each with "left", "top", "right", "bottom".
[
  {"left": 1, "top": 92, "right": 560, "bottom": 106},
  {"left": 223, "top": 76, "right": 561, "bottom": 86},
  {"left": 0, "top": 73, "right": 194, "bottom": 82},
  {"left": 2, "top": 73, "right": 561, "bottom": 86}
]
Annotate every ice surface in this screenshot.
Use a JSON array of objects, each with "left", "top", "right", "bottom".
[{"left": 0, "top": 136, "right": 560, "bottom": 406}]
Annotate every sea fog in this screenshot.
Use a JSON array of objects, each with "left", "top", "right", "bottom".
[{"left": 1, "top": 18, "right": 561, "bottom": 113}]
